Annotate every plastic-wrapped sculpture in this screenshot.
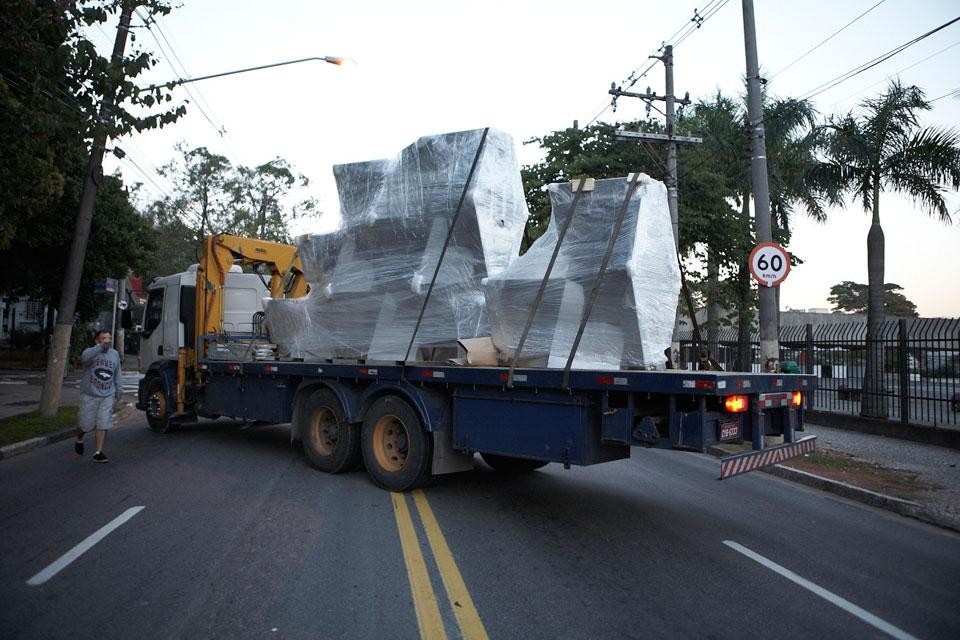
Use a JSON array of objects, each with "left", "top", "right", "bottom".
[
  {"left": 482, "top": 174, "right": 680, "bottom": 370},
  {"left": 265, "top": 129, "right": 679, "bottom": 370},
  {"left": 263, "top": 128, "right": 530, "bottom": 361}
]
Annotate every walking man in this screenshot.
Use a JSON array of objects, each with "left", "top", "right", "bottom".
[{"left": 75, "top": 329, "right": 122, "bottom": 463}]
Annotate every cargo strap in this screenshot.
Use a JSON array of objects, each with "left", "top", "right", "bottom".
[
  {"left": 561, "top": 173, "right": 645, "bottom": 390},
  {"left": 403, "top": 128, "right": 490, "bottom": 365},
  {"left": 507, "top": 176, "right": 592, "bottom": 387}
]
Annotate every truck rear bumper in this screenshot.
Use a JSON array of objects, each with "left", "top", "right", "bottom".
[{"left": 719, "top": 436, "right": 816, "bottom": 480}]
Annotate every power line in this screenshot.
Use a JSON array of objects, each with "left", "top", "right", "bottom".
[
  {"left": 0, "top": 68, "right": 88, "bottom": 119},
  {"left": 585, "top": 1, "right": 730, "bottom": 127},
  {"left": 931, "top": 87, "right": 960, "bottom": 102},
  {"left": 673, "top": 0, "right": 730, "bottom": 48},
  {"left": 798, "top": 15, "right": 960, "bottom": 102},
  {"left": 674, "top": 17, "right": 960, "bottom": 190},
  {"left": 832, "top": 38, "right": 960, "bottom": 106},
  {"left": 135, "top": 12, "right": 227, "bottom": 139},
  {"left": 769, "top": 0, "right": 887, "bottom": 81},
  {"left": 115, "top": 152, "right": 205, "bottom": 229}
]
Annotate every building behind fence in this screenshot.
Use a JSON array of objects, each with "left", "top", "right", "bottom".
[{"left": 679, "top": 317, "right": 960, "bottom": 428}]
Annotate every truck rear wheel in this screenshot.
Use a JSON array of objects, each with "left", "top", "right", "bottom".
[
  {"left": 144, "top": 376, "right": 173, "bottom": 433},
  {"left": 480, "top": 453, "right": 549, "bottom": 473},
  {"left": 361, "top": 395, "right": 433, "bottom": 492},
  {"left": 301, "top": 389, "right": 360, "bottom": 473}
]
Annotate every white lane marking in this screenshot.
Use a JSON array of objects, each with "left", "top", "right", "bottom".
[
  {"left": 27, "top": 506, "right": 145, "bottom": 586},
  {"left": 723, "top": 541, "right": 918, "bottom": 640}
]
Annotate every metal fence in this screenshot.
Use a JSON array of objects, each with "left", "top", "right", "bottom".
[{"left": 679, "top": 318, "right": 960, "bottom": 428}]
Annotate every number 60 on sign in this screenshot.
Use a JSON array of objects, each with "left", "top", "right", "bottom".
[{"left": 749, "top": 242, "right": 791, "bottom": 287}]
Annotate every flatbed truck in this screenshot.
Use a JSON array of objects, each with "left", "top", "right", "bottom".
[{"left": 136, "top": 234, "right": 817, "bottom": 492}]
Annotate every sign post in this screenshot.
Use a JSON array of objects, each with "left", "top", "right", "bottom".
[{"left": 749, "top": 242, "right": 791, "bottom": 288}]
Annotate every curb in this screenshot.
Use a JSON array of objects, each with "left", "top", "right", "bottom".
[
  {"left": 763, "top": 463, "right": 960, "bottom": 534},
  {"left": 0, "top": 428, "right": 75, "bottom": 462},
  {"left": 0, "top": 402, "right": 138, "bottom": 463}
]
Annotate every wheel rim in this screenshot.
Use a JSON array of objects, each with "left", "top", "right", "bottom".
[
  {"left": 148, "top": 389, "right": 166, "bottom": 422},
  {"left": 371, "top": 414, "right": 408, "bottom": 472},
  {"left": 308, "top": 406, "right": 338, "bottom": 456}
]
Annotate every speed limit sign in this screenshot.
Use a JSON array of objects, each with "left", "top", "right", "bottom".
[
  {"left": 117, "top": 300, "right": 128, "bottom": 310},
  {"left": 749, "top": 242, "right": 791, "bottom": 287}
]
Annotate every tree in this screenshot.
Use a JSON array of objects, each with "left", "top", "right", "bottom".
[
  {"left": 521, "top": 121, "right": 664, "bottom": 250},
  {"left": 0, "top": 174, "right": 157, "bottom": 319},
  {"left": 153, "top": 146, "right": 316, "bottom": 248},
  {"left": 2, "top": 1, "right": 187, "bottom": 415},
  {"left": 828, "top": 281, "right": 918, "bottom": 317},
  {"left": 0, "top": 1, "right": 184, "bottom": 251},
  {"left": 679, "top": 93, "right": 835, "bottom": 369},
  {"left": 823, "top": 81, "right": 960, "bottom": 418},
  {"left": 140, "top": 198, "right": 198, "bottom": 278},
  {"left": 229, "top": 158, "right": 317, "bottom": 242}
]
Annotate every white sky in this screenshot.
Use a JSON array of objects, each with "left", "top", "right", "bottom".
[{"left": 97, "top": 0, "right": 960, "bottom": 317}]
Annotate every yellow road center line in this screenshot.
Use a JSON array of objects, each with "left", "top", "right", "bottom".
[
  {"left": 392, "top": 492, "right": 447, "bottom": 640},
  {"left": 413, "top": 490, "right": 490, "bottom": 640}
]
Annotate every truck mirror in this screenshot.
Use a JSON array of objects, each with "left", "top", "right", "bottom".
[{"left": 120, "top": 308, "right": 134, "bottom": 329}]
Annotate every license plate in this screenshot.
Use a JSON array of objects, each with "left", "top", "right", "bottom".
[{"left": 719, "top": 418, "right": 740, "bottom": 441}]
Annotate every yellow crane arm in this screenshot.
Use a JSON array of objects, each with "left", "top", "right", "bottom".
[{"left": 195, "top": 233, "right": 309, "bottom": 341}]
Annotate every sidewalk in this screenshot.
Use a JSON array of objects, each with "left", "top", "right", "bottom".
[
  {"left": 770, "top": 422, "right": 960, "bottom": 532},
  {"left": 0, "top": 370, "right": 81, "bottom": 420}
]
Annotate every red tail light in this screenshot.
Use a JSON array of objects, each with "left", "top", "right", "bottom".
[
  {"left": 790, "top": 391, "right": 803, "bottom": 407},
  {"left": 724, "top": 395, "right": 749, "bottom": 413}
]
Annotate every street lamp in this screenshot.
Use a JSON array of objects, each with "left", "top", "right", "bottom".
[{"left": 140, "top": 55, "right": 350, "bottom": 91}]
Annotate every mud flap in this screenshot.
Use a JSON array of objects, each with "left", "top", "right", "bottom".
[{"left": 719, "top": 436, "right": 817, "bottom": 480}]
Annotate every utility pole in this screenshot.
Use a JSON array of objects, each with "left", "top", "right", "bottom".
[
  {"left": 610, "top": 45, "right": 699, "bottom": 365},
  {"left": 39, "top": 2, "right": 136, "bottom": 416},
  {"left": 741, "top": 0, "right": 780, "bottom": 369}
]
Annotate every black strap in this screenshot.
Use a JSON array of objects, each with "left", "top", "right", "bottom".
[
  {"left": 403, "top": 128, "right": 490, "bottom": 363},
  {"left": 506, "top": 177, "right": 590, "bottom": 387},
  {"left": 562, "top": 174, "right": 644, "bottom": 389}
]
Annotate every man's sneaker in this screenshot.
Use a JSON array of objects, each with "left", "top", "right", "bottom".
[
  {"left": 92, "top": 451, "right": 109, "bottom": 463},
  {"left": 74, "top": 440, "right": 84, "bottom": 456}
]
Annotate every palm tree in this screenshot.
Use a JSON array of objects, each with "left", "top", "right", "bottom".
[
  {"left": 823, "top": 81, "right": 960, "bottom": 418},
  {"left": 684, "top": 93, "right": 834, "bottom": 370}
]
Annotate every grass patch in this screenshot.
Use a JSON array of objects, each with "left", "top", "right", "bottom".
[
  {"left": 783, "top": 448, "right": 941, "bottom": 500},
  {"left": 0, "top": 406, "right": 78, "bottom": 446}
]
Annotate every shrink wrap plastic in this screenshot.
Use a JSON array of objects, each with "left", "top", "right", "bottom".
[
  {"left": 482, "top": 175, "right": 680, "bottom": 370},
  {"left": 263, "top": 128, "right": 529, "bottom": 361}
]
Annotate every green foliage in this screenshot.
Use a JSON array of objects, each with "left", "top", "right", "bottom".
[
  {"left": 519, "top": 92, "right": 832, "bottom": 370},
  {"left": 0, "top": 0, "right": 185, "bottom": 322},
  {"left": 151, "top": 145, "right": 317, "bottom": 250},
  {"left": 824, "top": 81, "right": 960, "bottom": 225},
  {"left": 0, "top": 406, "right": 79, "bottom": 447},
  {"left": 229, "top": 158, "right": 317, "bottom": 243},
  {"left": 158, "top": 144, "right": 235, "bottom": 236},
  {"left": 827, "top": 281, "right": 919, "bottom": 317},
  {"left": 822, "top": 81, "right": 960, "bottom": 415},
  {"left": 520, "top": 121, "right": 663, "bottom": 249},
  {"left": 0, "top": 173, "right": 159, "bottom": 322},
  {"left": 140, "top": 199, "right": 198, "bottom": 279}
]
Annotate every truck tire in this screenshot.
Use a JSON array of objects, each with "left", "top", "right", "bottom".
[
  {"left": 480, "top": 453, "right": 549, "bottom": 473},
  {"left": 144, "top": 376, "right": 173, "bottom": 433},
  {"left": 301, "top": 389, "right": 360, "bottom": 473},
  {"left": 361, "top": 395, "right": 433, "bottom": 492}
]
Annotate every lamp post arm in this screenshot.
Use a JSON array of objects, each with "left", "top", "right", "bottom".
[{"left": 140, "top": 56, "right": 346, "bottom": 91}]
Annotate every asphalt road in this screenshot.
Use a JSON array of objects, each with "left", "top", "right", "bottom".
[{"left": 1, "top": 414, "right": 959, "bottom": 640}]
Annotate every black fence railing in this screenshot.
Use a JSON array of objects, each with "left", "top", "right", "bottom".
[{"left": 679, "top": 317, "right": 960, "bottom": 428}]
